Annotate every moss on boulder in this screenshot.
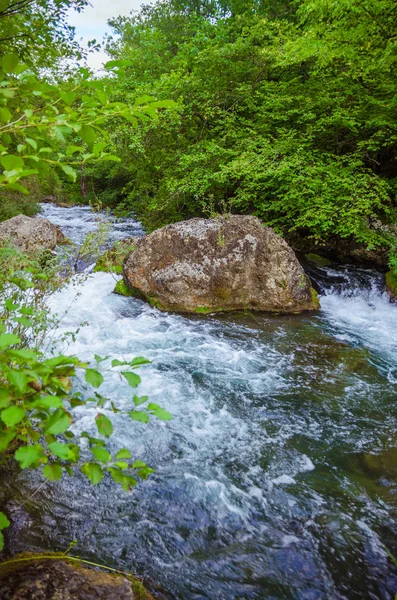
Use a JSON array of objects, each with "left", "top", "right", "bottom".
[
  {"left": 113, "top": 279, "right": 135, "bottom": 297},
  {"left": 304, "top": 253, "right": 332, "bottom": 267},
  {"left": 0, "top": 554, "right": 155, "bottom": 599},
  {"left": 386, "top": 270, "right": 397, "bottom": 303}
]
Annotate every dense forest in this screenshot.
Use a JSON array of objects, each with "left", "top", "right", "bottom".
[{"left": 2, "top": 0, "right": 397, "bottom": 259}]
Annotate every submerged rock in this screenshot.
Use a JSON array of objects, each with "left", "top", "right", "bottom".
[
  {"left": 123, "top": 216, "right": 319, "bottom": 314},
  {"left": 0, "top": 556, "right": 155, "bottom": 600},
  {"left": 0, "top": 214, "right": 58, "bottom": 253},
  {"left": 304, "top": 253, "right": 333, "bottom": 267},
  {"left": 55, "top": 225, "right": 71, "bottom": 246}
]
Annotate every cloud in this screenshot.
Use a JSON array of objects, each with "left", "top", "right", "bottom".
[{"left": 68, "top": 0, "right": 147, "bottom": 70}]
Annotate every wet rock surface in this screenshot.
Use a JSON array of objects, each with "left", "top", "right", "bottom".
[{"left": 0, "top": 214, "right": 58, "bottom": 253}]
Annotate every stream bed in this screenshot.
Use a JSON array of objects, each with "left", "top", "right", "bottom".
[{"left": 2, "top": 203, "right": 397, "bottom": 599}]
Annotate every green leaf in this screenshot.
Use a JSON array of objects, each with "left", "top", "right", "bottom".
[
  {"left": 0, "top": 532, "right": 4, "bottom": 551},
  {"left": 113, "top": 461, "right": 128, "bottom": 469},
  {"left": 1, "top": 406, "right": 25, "bottom": 427},
  {"left": 122, "top": 371, "right": 141, "bottom": 388},
  {"left": 79, "top": 125, "right": 97, "bottom": 150},
  {"left": 94, "top": 354, "right": 109, "bottom": 364},
  {"left": 148, "top": 404, "right": 172, "bottom": 421},
  {"left": 0, "top": 512, "right": 10, "bottom": 531},
  {"left": 111, "top": 359, "right": 128, "bottom": 367},
  {"left": 0, "top": 0, "right": 10, "bottom": 13},
  {"left": 14, "top": 316, "right": 33, "bottom": 327},
  {"left": 133, "top": 395, "right": 148, "bottom": 407},
  {"left": 45, "top": 409, "right": 71, "bottom": 435},
  {"left": 102, "top": 154, "right": 121, "bottom": 162},
  {"left": 115, "top": 448, "right": 131, "bottom": 460},
  {"left": 104, "top": 59, "right": 131, "bottom": 70},
  {"left": 33, "top": 396, "right": 63, "bottom": 409},
  {"left": 43, "top": 464, "right": 63, "bottom": 481},
  {"left": 8, "top": 371, "right": 28, "bottom": 393},
  {"left": 129, "top": 411, "right": 149, "bottom": 424},
  {"left": 60, "top": 164, "right": 77, "bottom": 182},
  {"left": 25, "top": 137, "right": 37, "bottom": 151},
  {"left": 130, "top": 356, "right": 151, "bottom": 367},
  {"left": 60, "top": 91, "right": 76, "bottom": 106},
  {"left": 48, "top": 442, "right": 74, "bottom": 461},
  {"left": 8, "top": 349, "right": 36, "bottom": 360},
  {"left": 0, "top": 333, "right": 21, "bottom": 348},
  {"left": 132, "top": 459, "right": 147, "bottom": 469},
  {"left": 91, "top": 445, "right": 111, "bottom": 463},
  {"left": 81, "top": 462, "right": 103, "bottom": 485},
  {"left": 85, "top": 368, "right": 104, "bottom": 388},
  {"left": 0, "top": 107, "right": 11, "bottom": 123},
  {"left": 15, "top": 444, "right": 43, "bottom": 469},
  {"left": 0, "top": 431, "right": 16, "bottom": 451},
  {"left": 0, "top": 154, "right": 23, "bottom": 172},
  {"left": 134, "top": 95, "right": 156, "bottom": 106},
  {"left": 2, "top": 53, "right": 19, "bottom": 74},
  {"left": 95, "top": 413, "right": 113, "bottom": 438}
]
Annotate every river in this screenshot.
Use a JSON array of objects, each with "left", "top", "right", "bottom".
[{"left": 3, "top": 203, "right": 397, "bottom": 599}]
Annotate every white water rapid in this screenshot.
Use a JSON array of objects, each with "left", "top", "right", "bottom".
[{"left": 4, "top": 204, "right": 397, "bottom": 600}]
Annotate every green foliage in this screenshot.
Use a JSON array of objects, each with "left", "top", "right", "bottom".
[
  {"left": 0, "top": 511, "right": 10, "bottom": 551},
  {"left": 0, "top": 244, "right": 172, "bottom": 546},
  {"left": 93, "top": 239, "right": 136, "bottom": 274},
  {"left": 83, "top": 0, "right": 397, "bottom": 256}
]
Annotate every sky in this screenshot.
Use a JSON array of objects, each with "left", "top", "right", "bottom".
[{"left": 68, "top": 0, "right": 147, "bottom": 71}]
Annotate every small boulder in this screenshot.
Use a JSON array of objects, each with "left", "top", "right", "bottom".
[
  {"left": 123, "top": 216, "right": 319, "bottom": 313},
  {"left": 0, "top": 214, "right": 58, "bottom": 253},
  {"left": 0, "top": 557, "right": 155, "bottom": 600}
]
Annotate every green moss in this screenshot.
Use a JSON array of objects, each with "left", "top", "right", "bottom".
[
  {"left": 195, "top": 306, "right": 212, "bottom": 314},
  {"left": 305, "top": 253, "right": 332, "bottom": 267},
  {"left": 113, "top": 279, "right": 134, "bottom": 297},
  {"left": 131, "top": 580, "right": 150, "bottom": 600},
  {"left": 147, "top": 295, "right": 162, "bottom": 309},
  {"left": 311, "top": 287, "right": 320, "bottom": 309},
  {"left": 386, "top": 270, "right": 397, "bottom": 296}
]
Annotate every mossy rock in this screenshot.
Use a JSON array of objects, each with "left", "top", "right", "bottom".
[
  {"left": 113, "top": 279, "right": 135, "bottom": 297},
  {"left": 385, "top": 270, "right": 397, "bottom": 303},
  {"left": 0, "top": 554, "right": 156, "bottom": 599},
  {"left": 94, "top": 238, "right": 138, "bottom": 274},
  {"left": 305, "top": 253, "right": 333, "bottom": 267},
  {"left": 311, "top": 287, "right": 321, "bottom": 309}
]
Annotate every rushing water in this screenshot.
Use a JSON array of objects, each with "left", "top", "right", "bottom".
[{"left": 3, "top": 204, "right": 397, "bottom": 599}]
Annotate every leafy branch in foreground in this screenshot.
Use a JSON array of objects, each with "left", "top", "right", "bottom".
[
  {"left": 0, "top": 245, "right": 172, "bottom": 551},
  {"left": 0, "top": 51, "right": 177, "bottom": 194}
]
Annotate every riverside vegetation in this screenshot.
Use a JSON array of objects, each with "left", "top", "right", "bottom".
[{"left": 0, "top": 0, "right": 397, "bottom": 595}]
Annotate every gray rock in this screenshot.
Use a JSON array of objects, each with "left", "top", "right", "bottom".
[
  {"left": 0, "top": 214, "right": 58, "bottom": 253},
  {"left": 123, "top": 215, "right": 319, "bottom": 313}
]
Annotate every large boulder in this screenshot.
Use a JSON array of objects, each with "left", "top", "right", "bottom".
[
  {"left": 0, "top": 214, "right": 58, "bottom": 253},
  {"left": 123, "top": 216, "right": 319, "bottom": 313},
  {"left": 0, "top": 556, "right": 154, "bottom": 599}
]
